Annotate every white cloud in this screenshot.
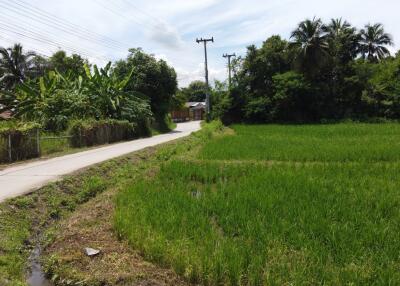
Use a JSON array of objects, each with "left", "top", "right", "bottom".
[{"left": 148, "top": 22, "right": 184, "bottom": 49}]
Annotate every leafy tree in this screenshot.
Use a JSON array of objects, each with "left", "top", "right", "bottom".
[
  {"left": 0, "top": 44, "right": 37, "bottom": 90},
  {"left": 30, "top": 55, "right": 50, "bottom": 79},
  {"left": 236, "top": 36, "right": 292, "bottom": 122},
  {"left": 49, "top": 50, "right": 88, "bottom": 76},
  {"left": 180, "top": 80, "right": 207, "bottom": 102},
  {"left": 359, "top": 23, "right": 393, "bottom": 62},
  {"left": 113, "top": 48, "right": 177, "bottom": 125},
  {"left": 360, "top": 56, "right": 400, "bottom": 117},
  {"left": 171, "top": 90, "right": 187, "bottom": 110},
  {"left": 271, "top": 71, "right": 312, "bottom": 121},
  {"left": 210, "top": 80, "right": 231, "bottom": 121},
  {"left": 243, "top": 36, "right": 291, "bottom": 97}
]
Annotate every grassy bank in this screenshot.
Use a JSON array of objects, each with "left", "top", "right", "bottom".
[
  {"left": 0, "top": 121, "right": 221, "bottom": 285},
  {"left": 115, "top": 124, "right": 400, "bottom": 285}
]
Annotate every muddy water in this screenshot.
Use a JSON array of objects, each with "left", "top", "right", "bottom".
[{"left": 27, "top": 245, "right": 53, "bottom": 286}]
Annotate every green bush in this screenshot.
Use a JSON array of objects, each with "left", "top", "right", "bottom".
[
  {"left": 68, "top": 119, "right": 138, "bottom": 148},
  {"left": 0, "top": 121, "right": 41, "bottom": 163}
]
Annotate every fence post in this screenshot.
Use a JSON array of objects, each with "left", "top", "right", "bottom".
[
  {"left": 8, "top": 134, "right": 12, "bottom": 162},
  {"left": 36, "top": 129, "right": 41, "bottom": 157}
]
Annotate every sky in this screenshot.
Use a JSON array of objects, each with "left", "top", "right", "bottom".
[{"left": 0, "top": 0, "right": 399, "bottom": 87}]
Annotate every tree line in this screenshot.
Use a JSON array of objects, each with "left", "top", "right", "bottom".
[
  {"left": 201, "top": 18, "right": 399, "bottom": 123},
  {"left": 0, "top": 46, "right": 178, "bottom": 133},
  {"left": 2, "top": 17, "right": 399, "bottom": 129}
]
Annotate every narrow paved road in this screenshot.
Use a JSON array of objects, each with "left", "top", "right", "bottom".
[{"left": 0, "top": 121, "right": 201, "bottom": 203}]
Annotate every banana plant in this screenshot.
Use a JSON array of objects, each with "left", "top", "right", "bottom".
[{"left": 82, "top": 62, "right": 151, "bottom": 121}]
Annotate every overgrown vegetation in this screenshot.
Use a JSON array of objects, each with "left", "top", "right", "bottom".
[
  {"left": 1, "top": 45, "right": 177, "bottom": 134},
  {"left": 115, "top": 123, "right": 400, "bottom": 285},
  {"left": 191, "top": 18, "right": 400, "bottom": 124}
]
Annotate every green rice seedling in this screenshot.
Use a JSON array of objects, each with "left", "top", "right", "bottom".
[
  {"left": 115, "top": 160, "right": 400, "bottom": 285},
  {"left": 200, "top": 124, "right": 400, "bottom": 162}
]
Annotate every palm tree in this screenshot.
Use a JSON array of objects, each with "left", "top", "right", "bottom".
[
  {"left": 0, "top": 43, "right": 37, "bottom": 90},
  {"left": 325, "top": 18, "right": 352, "bottom": 37},
  {"left": 290, "top": 18, "right": 329, "bottom": 74},
  {"left": 325, "top": 18, "right": 360, "bottom": 63},
  {"left": 359, "top": 23, "right": 393, "bottom": 62}
]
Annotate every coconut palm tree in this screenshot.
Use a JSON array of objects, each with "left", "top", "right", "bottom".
[
  {"left": 0, "top": 43, "right": 37, "bottom": 90},
  {"left": 359, "top": 23, "right": 393, "bottom": 62},
  {"left": 290, "top": 18, "right": 329, "bottom": 75},
  {"left": 326, "top": 18, "right": 352, "bottom": 37},
  {"left": 325, "top": 18, "right": 360, "bottom": 63}
]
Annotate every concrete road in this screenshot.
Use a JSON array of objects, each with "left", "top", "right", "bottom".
[{"left": 0, "top": 121, "right": 201, "bottom": 203}]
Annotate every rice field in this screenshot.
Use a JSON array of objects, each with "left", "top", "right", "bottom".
[
  {"left": 200, "top": 124, "right": 400, "bottom": 162},
  {"left": 115, "top": 124, "right": 400, "bottom": 285}
]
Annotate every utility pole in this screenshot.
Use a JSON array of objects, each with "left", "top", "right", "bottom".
[
  {"left": 223, "top": 53, "right": 236, "bottom": 89},
  {"left": 196, "top": 37, "right": 214, "bottom": 120}
]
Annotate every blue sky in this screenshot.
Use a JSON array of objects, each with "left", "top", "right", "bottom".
[{"left": 0, "top": 0, "right": 399, "bottom": 86}]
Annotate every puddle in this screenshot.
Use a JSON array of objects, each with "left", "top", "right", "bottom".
[{"left": 27, "top": 245, "right": 53, "bottom": 286}]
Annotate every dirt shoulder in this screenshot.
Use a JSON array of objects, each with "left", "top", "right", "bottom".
[{"left": 44, "top": 186, "right": 187, "bottom": 286}]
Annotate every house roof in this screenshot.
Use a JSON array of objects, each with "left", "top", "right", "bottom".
[{"left": 185, "top": 102, "right": 206, "bottom": 109}]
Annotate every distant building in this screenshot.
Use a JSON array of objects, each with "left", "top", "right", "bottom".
[{"left": 171, "top": 102, "right": 206, "bottom": 122}]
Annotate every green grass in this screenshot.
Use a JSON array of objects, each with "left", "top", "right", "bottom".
[
  {"left": 200, "top": 124, "right": 400, "bottom": 162},
  {"left": 115, "top": 123, "right": 400, "bottom": 285},
  {"left": 0, "top": 175, "right": 109, "bottom": 286}
]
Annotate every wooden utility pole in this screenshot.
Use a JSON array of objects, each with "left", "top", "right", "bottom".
[
  {"left": 223, "top": 53, "right": 236, "bottom": 88},
  {"left": 196, "top": 37, "right": 214, "bottom": 120}
]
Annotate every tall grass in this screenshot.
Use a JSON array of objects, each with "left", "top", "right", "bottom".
[{"left": 115, "top": 123, "right": 400, "bottom": 285}]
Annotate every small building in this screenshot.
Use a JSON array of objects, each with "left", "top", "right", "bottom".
[{"left": 171, "top": 102, "right": 206, "bottom": 122}]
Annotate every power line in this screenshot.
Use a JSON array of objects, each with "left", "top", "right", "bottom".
[
  {"left": 91, "top": 0, "right": 155, "bottom": 31},
  {"left": 0, "top": 23, "right": 108, "bottom": 62},
  {"left": 0, "top": 0, "right": 129, "bottom": 52},
  {"left": 5, "top": 0, "right": 130, "bottom": 50},
  {"left": 0, "top": 19, "right": 105, "bottom": 60},
  {"left": 91, "top": 0, "right": 177, "bottom": 38},
  {"left": 0, "top": 34, "right": 50, "bottom": 58},
  {"left": 0, "top": 14, "right": 109, "bottom": 61},
  {"left": 119, "top": 0, "right": 167, "bottom": 27}
]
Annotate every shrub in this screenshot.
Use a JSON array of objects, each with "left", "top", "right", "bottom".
[{"left": 69, "top": 119, "right": 138, "bottom": 148}]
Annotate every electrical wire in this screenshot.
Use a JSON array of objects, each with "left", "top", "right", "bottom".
[{"left": 2, "top": 0, "right": 130, "bottom": 50}]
